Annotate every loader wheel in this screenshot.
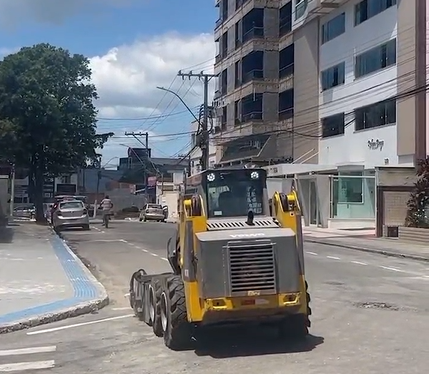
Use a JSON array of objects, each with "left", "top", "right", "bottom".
[
  {"left": 150, "top": 277, "right": 163, "bottom": 337},
  {"left": 279, "top": 193, "right": 289, "bottom": 212},
  {"left": 160, "top": 275, "right": 193, "bottom": 350},
  {"left": 129, "top": 269, "right": 146, "bottom": 321},
  {"left": 278, "top": 314, "right": 308, "bottom": 340},
  {"left": 305, "top": 280, "right": 312, "bottom": 327}
]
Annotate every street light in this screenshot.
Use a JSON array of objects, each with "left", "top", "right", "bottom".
[{"left": 156, "top": 86, "right": 201, "bottom": 124}]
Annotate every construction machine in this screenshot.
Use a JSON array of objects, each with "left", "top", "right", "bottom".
[{"left": 129, "top": 166, "right": 311, "bottom": 350}]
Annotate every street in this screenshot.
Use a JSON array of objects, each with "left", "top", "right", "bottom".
[{"left": 1, "top": 220, "right": 428, "bottom": 373}]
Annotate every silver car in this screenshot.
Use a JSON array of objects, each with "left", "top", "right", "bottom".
[
  {"left": 139, "top": 203, "right": 165, "bottom": 222},
  {"left": 52, "top": 200, "right": 90, "bottom": 231}
]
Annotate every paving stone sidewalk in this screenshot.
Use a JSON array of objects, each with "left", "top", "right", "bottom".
[
  {"left": 0, "top": 222, "right": 108, "bottom": 333},
  {"left": 305, "top": 234, "right": 429, "bottom": 262}
]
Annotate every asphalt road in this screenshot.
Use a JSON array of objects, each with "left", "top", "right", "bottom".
[{"left": 1, "top": 220, "right": 428, "bottom": 374}]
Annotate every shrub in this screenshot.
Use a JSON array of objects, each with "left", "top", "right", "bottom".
[{"left": 405, "top": 157, "right": 429, "bottom": 228}]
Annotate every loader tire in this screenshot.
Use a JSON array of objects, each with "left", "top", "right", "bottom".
[
  {"left": 160, "top": 275, "right": 193, "bottom": 350},
  {"left": 150, "top": 277, "right": 163, "bottom": 337},
  {"left": 278, "top": 314, "right": 308, "bottom": 340},
  {"left": 305, "top": 280, "right": 312, "bottom": 327},
  {"left": 129, "top": 269, "right": 146, "bottom": 321}
]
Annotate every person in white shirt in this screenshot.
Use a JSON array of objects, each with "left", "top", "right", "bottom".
[{"left": 99, "top": 195, "right": 113, "bottom": 226}]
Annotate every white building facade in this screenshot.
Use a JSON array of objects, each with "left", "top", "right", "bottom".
[{"left": 318, "top": 0, "right": 401, "bottom": 168}]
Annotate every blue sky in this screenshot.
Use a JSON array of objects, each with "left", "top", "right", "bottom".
[{"left": 0, "top": 0, "right": 217, "bottom": 166}]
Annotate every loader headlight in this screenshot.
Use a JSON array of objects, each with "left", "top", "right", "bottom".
[
  {"left": 250, "top": 171, "right": 259, "bottom": 179},
  {"left": 207, "top": 173, "right": 215, "bottom": 182}
]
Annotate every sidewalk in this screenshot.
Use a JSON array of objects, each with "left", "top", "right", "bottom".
[
  {"left": 0, "top": 222, "right": 108, "bottom": 333},
  {"left": 304, "top": 229, "right": 429, "bottom": 262}
]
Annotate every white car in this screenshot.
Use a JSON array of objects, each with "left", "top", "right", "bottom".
[{"left": 52, "top": 200, "right": 90, "bottom": 231}]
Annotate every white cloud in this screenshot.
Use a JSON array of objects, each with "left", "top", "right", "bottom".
[{"left": 90, "top": 32, "right": 216, "bottom": 120}]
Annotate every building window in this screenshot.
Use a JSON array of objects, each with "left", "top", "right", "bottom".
[
  {"left": 279, "top": 44, "right": 294, "bottom": 79},
  {"left": 321, "top": 13, "right": 345, "bottom": 44},
  {"left": 278, "top": 89, "right": 294, "bottom": 121},
  {"left": 321, "top": 113, "right": 345, "bottom": 138},
  {"left": 295, "top": 0, "right": 308, "bottom": 20},
  {"left": 279, "top": 2, "right": 292, "bottom": 37},
  {"left": 355, "top": 0, "right": 397, "bottom": 26},
  {"left": 321, "top": 62, "right": 345, "bottom": 91},
  {"left": 355, "top": 39, "right": 396, "bottom": 78},
  {"left": 355, "top": 99, "right": 396, "bottom": 131}
]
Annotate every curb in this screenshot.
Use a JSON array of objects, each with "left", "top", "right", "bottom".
[
  {"left": 0, "top": 229, "right": 109, "bottom": 334},
  {"left": 305, "top": 237, "right": 429, "bottom": 263}
]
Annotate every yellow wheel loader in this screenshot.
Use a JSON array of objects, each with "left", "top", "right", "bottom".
[{"left": 129, "top": 166, "right": 312, "bottom": 350}]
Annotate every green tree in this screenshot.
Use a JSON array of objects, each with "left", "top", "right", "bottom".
[
  {"left": 0, "top": 43, "right": 112, "bottom": 221},
  {"left": 405, "top": 157, "right": 429, "bottom": 228}
]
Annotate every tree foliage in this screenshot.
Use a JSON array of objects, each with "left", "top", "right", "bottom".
[
  {"left": 0, "top": 43, "right": 113, "bottom": 220},
  {"left": 405, "top": 157, "right": 429, "bottom": 228}
]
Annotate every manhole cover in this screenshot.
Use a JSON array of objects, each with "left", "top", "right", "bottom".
[{"left": 354, "top": 302, "right": 399, "bottom": 310}]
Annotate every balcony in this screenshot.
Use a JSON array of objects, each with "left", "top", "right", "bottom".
[
  {"left": 236, "top": 0, "right": 251, "bottom": 10},
  {"left": 242, "top": 26, "right": 264, "bottom": 44},
  {"left": 294, "top": 0, "right": 341, "bottom": 28},
  {"left": 241, "top": 93, "right": 263, "bottom": 123},
  {"left": 242, "top": 69, "right": 263, "bottom": 85}
]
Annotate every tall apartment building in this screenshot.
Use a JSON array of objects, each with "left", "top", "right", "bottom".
[
  {"left": 213, "top": 0, "right": 315, "bottom": 166},
  {"left": 267, "top": 0, "right": 427, "bottom": 230},
  {"left": 313, "top": 0, "right": 427, "bottom": 169}
]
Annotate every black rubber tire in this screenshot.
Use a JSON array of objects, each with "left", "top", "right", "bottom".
[
  {"left": 151, "top": 278, "right": 163, "bottom": 337},
  {"left": 129, "top": 269, "right": 146, "bottom": 321},
  {"left": 305, "top": 280, "right": 312, "bottom": 327},
  {"left": 278, "top": 314, "right": 308, "bottom": 340},
  {"left": 161, "top": 275, "right": 193, "bottom": 350},
  {"left": 139, "top": 217, "right": 143, "bottom": 222},
  {"left": 279, "top": 193, "right": 289, "bottom": 212}
]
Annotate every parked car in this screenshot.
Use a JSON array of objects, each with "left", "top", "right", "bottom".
[
  {"left": 52, "top": 199, "right": 90, "bottom": 231},
  {"left": 139, "top": 203, "right": 165, "bottom": 222}
]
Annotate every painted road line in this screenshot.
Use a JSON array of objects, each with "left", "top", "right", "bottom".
[
  {"left": 0, "top": 361, "right": 55, "bottom": 372},
  {"left": 380, "top": 266, "right": 404, "bottom": 272},
  {"left": 27, "top": 314, "right": 134, "bottom": 336},
  {"left": 112, "top": 307, "right": 131, "bottom": 311},
  {"left": 0, "top": 346, "right": 56, "bottom": 357},
  {"left": 306, "top": 251, "right": 318, "bottom": 256},
  {"left": 327, "top": 256, "right": 340, "bottom": 260},
  {"left": 351, "top": 261, "right": 367, "bottom": 265}
]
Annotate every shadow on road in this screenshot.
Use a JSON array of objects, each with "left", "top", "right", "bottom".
[
  {"left": 0, "top": 226, "right": 14, "bottom": 243},
  {"left": 193, "top": 326, "right": 324, "bottom": 358}
]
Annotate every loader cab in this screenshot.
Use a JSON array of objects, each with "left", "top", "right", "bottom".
[{"left": 183, "top": 167, "right": 270, "bottom": 220}]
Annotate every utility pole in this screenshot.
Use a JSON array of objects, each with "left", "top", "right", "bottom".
[
  {"left": 177, "top": 70, "right": 217, "bottom": 171},
  {"left": 124, "top": 131, "right": 149, "bottom": 151}
]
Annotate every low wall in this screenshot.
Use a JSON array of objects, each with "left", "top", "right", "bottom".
[{"left": 398, "top": 226, "right": 429, "bottom": 244}]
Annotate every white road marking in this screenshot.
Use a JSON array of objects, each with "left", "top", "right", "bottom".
[
  {"left": 351, "top": 261, "right": 367, "bottom": 265},
  {"left": 380, "top": 266, "right": 404, "bottom": 272},
  {"left": 27, "top": 314, "right": 134, "bottom": 336},
  {"left": 0, "top": 346, "right": 56, "bottom": 356},
  {"left": 142, "top": 249, "right": 148, "bottom": 253},
  {"left": 151, "top": 253, "right": 159, "bottom": 257},
  {"left": 124, "top": 292, "right": 130, "bottom": 297},
  {"left": 161, "top": 257, "right": 168, "bottom": 261},
  {"left": 112, "top": 307, "right": 131, "bottom": 311},
  {"left": 327, "top": 256, "right": 340, "bottom": 260},
  {"left": 306, "top": 251, "right": 318, "bottom": 256},
  {"left": 0, "top": 361, "right": 55, "bottom": 372}
]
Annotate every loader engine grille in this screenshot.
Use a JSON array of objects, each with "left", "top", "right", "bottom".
[{"left": 228, "top": 240, "right": 276, "bottom": 296}]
